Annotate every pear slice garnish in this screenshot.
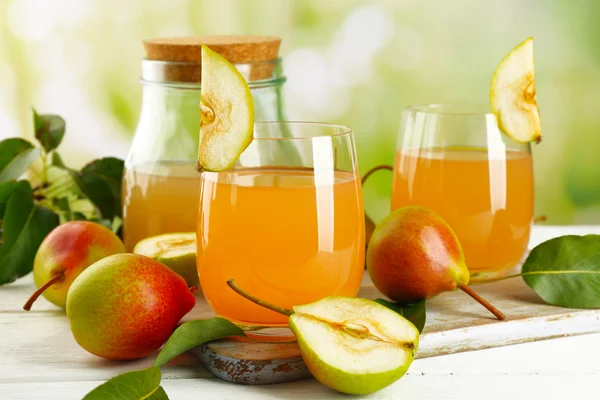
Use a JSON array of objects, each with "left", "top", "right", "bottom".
[
  {"left": 198, "top": 45, "right": 254, "bottom": 172},
  {"left": 133, "top": 232, "right": 198, "bottom": 287},
  {"left": 490, "top": 37, "right": 541, "bottom": 143}
]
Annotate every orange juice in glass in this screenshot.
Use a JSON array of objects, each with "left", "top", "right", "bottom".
[
  {"left": 392, "top": 105, "right": 534, "bottom": 280},
  {"left": 197, "top": 122, "right": 365, "bottom": 328}
]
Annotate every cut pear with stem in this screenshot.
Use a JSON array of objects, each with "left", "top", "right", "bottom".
[
  {"left": 133, "top": 233, "right": 198, "bottom": 287},
  {"left": 198, "top": 45, "right": 254, "bottom": 172},
  {"left": 291, "top": 297, "right": 419, "bottom": 395},
  {"left": 490, "top": 37, "right": 541, "bottom": 143},
  {"left": 226, "top": 280, "right": 419, "bottom": 395}
]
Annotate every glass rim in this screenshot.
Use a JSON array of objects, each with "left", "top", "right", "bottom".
[
  {"left": 251, "top": 121, "right": 353, "bottom": 141},
  {"left": 404, "top": 103, "right": 496, "bottom": 117}
]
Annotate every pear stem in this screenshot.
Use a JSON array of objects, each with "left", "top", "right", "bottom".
[
  {"left": 226, "top": 279, "right": 293, "bottom": 317},
  {"left": 360, "top": 164, "right": 393, "bottom": 186},
  {"left": 459, "top": 285, "right": 506, "bottom": 321},
  {"left": 23, "top": 272, "right": 65, "bottom": 311}
]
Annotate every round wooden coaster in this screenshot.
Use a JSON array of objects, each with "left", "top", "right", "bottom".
[{"left": 192, "top": 337, "right": 311, "bottom": 385}]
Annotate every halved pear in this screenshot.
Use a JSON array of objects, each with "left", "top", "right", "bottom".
[
  {"left": 490, "top": 37, "right": 541, "bottom": 143},
  {"left": 289, "top": 297, "right": 419, "bottom": 395},
  {"left": 133, "top": 232, "right": 198, "bottom": 287},
  {"left": 198, "top": 45, "right": 254, "bottom": 172}
]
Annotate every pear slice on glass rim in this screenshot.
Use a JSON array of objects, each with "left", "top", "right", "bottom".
[
  {"left": 198, "top": 44, "right": 254, "bottom": 172},
  {"left": 133, "top": 232, "right": 198, "bottom": 287},
  {"left": 490, "top": 37, "right": 542, "bottom": 143}
]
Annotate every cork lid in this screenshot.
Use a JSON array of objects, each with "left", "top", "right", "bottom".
[{"left": 143, "top": 35, "right": 281, "bottom": 64}]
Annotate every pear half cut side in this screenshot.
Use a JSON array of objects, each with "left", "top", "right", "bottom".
[
  {"left": 289, "top": 296, "right": 419, "bottom": 395},
  {"left": 133, "top": 232, "right": 198, "bottom": 287}
]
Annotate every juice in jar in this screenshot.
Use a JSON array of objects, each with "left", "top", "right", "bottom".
[
  {"left": 392, "top": 147, "right": 533, "bottom": 274},
  {"left": 197, "top": 167, "right": 365, "bottom": 325},
  {"left": 122, "top": 161, "right": 199, "bottom": 251}
]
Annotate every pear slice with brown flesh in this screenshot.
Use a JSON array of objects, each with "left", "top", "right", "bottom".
[{"left": 491, "top": 37, "right": 541, "bottom": 143}]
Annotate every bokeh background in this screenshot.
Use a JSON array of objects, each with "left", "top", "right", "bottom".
[{"left": 1, "top": 0, "right": 599, "bottom": 224}]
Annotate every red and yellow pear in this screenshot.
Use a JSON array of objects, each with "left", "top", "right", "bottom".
[
  {"left": 23, "top": 221, "right": 125, "bottom": 311},
  {"left": 367, "top": 206, "right": 504, "bottom": 320},
  {"left": 66, "top": 253, "right": 196, "bottom": 360}
]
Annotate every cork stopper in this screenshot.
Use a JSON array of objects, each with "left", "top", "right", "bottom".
[{"left": 142, "top": 35, "right": 282, "bottom": 83}]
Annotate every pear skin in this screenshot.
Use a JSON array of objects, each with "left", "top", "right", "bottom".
[
  {"left": 24, "top": 221, "right": 125, "bottom": 311},
  {"left": 367, "top": 206, "right": 469, "bottom": 303},
  {"left": 367, "top": 207, "right": 505, "bottom": 320},
  {"left": 66, "top": 254, "right": 196, "bottom": 360}
]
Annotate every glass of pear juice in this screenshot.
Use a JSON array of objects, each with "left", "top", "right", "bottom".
[
  {"left": 392, "top": 104, "right": 534, "bottom": 280},
  {"left": 197, "top": 122, "right": 365, "bottom": 331}
]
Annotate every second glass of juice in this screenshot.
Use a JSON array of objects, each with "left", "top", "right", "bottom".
[
  {"left": 392, "top": 104, "right": 534, "bottom": 280},
  {"left": 197, "top": 122, "right": 365, "bottom": 327}
]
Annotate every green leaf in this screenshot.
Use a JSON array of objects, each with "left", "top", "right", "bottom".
[
  {"left": 521, "top": 235, "right": 600, "bottom": 308},
  {"left": 51, "top": 152, "right": 68, "bottom": 169},
  {"left": 72, "top": 211, "right": 87, "bottom": 220},
  {"left": 374, "top": 299, "right": 427, "bottom": 333},
  {"left": 43, "top": 166, "right": 81, "bottom": 199},
  {"left": 82, "top": 367, "right": 167, "bottom": 400},
  {"left": 33, "top": 109, "right": 65, "bottom": 152},
  {"left": 0, "top": 181, "right": 59, "bottom": 284},
  {"left": 52, "top": 197, "right": 72, "bottom": 223},
  {"left": 83, "top": 319, "right": 242, "bottom": 398},
  {"left": 0, "top": 181, "right": 19, "bottom": 218},
  {"left": 147, "top": 386, "right": 169, "bottom": 400},
  {"left": 75, "top": 157, "right": 124, "bottom": 220},
  {"left": 0, "top": 138, "right": 41, "bottom": 181},
  {"left": 153, "top": 317, "right": 245, "bottom": 368}
]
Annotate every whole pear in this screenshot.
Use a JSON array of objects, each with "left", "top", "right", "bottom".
[
  {"left": 367, "top": 206, "right": 468, "bottom": 303},
  {"left": 66, "top": 254, "right": 196, "bottom": 360},
  {"left": 24, "top": 221, "right": 125, "bottom": 311},
  {"left": 367, "top": 206, "right": 504, "bottom": 319}
]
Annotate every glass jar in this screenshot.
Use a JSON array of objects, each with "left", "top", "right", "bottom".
[{"left": 122, "top": 37, "right": 287, "bottom": 250}]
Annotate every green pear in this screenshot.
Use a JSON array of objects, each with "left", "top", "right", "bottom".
[
  {"left": 227, "top": 281, "right": 419, "bottom": 395},
  {"left": 133, "top": 232, "right": 199, "bottom": 287}
]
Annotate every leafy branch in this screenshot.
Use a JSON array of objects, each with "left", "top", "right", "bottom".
[{"left": 0, "top": 109, "right": 125, "bottom": 285}]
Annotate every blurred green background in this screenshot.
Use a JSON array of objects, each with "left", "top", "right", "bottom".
[{"left": 1, "top": 0, "right": 599, "bottom": 224}]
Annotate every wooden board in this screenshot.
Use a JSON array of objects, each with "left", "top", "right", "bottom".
[{"left": 190, "top": 273, "right": 600, "bottom": 384}]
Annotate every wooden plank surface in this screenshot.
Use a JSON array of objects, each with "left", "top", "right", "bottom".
[
  {"left": 1, "top": 225, "right": 600, "bottom": 399},
  {"left": 1, "top": 374, "right": 599, "bottom": 400},
  {"left": 6, "top": 270, "right": 598, "bottom": 386},
  {"left": 190, "top": 275, "right": 600, "bottom": 384}
]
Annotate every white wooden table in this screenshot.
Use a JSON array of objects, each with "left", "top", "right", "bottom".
[{"left": 1, "top": 226, "right": 600, "bottom": 400}]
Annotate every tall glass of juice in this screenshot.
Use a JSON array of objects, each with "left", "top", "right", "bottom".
[
  {"left": 197, "top": 122, "right": 365, "bottom": 329},
  {"left": 392, "top": 104, "right": 534, "bottom": 280}
]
